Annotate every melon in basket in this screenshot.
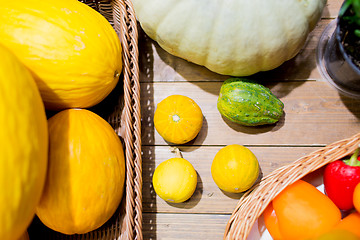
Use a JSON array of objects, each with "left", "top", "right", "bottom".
[
  {"left": 36, "top": 109, "right": 125, "bottom": 235},
  {"left": 0, "top": 0, "right": 122, "bottom": 110},
  {"left": 133, "top": 0, "right": 326, "bottom": 76},
  {"left": 0, "top": 44, "right": 48, "bottom": 240}
]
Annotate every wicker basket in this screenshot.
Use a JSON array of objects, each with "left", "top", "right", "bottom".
[
  {"left": 28, "top": 0, "right": 142, "bottom": 239},
  {"left": 224, "top": 132, "right": 360, "bottom": 240}
]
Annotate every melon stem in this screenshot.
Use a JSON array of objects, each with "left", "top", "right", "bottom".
[
  {"left": 172, "top": 114, "right": 180, "bottom": 122},
  {"left": 170, "top": 147, "right": 183, "bottom": 158}
]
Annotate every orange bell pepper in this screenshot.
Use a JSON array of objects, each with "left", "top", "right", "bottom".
[
  {"left": 263, "top": 202, "right": 282, "bottom": 240},
  {"left": 333, "top": 211, "right": 360, "bottom": 237},
  {"left": 354, "top": 182, "right": 360, "bottom": 213},
  {"left": 272, "top": 180, "right": 341, "bottom": 240},
  {"left": 264, "top": 208, "right": 360, "bottom": 240},
  {"left": 314, "top": 229, "right": 359, "bottom": 240}
]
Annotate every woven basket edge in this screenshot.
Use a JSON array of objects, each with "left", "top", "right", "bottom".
[{"left": 224, "top": 132, "right": 360, "bottom": 240}]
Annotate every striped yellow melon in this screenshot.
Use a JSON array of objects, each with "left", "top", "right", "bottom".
[
  {"left": 0, "top": 0, "right": 122, "bottom": 110},
  {"left": 0, "top": 44, "right": 48, "bottom": 240}
]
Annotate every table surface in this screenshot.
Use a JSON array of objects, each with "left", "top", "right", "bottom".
[{"left": 138, "top": 1, "right": 360, "bottom": 239}]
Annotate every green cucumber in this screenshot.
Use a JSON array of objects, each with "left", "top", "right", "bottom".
[{"left": 217, "top": 78, "right": 284, "bottom": 126}]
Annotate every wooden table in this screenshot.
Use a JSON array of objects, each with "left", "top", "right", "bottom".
[{"left": 139, "top": 1, "right": 360, "bottom": 239}]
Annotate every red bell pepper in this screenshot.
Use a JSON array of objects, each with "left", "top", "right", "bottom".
[{"left": 323, "top": 146, "right": 360, "bottom": 211}]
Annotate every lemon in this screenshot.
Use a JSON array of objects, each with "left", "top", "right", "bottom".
[
  {"left": 211, "top": 144, "right": 259, "bottom": 193},
  {"left": 152, "top": 156, "right": 197, "bottom": 203}
]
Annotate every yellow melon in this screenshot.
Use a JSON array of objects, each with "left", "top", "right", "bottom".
[
  {"left": 0, "top": 0, "right": 122, "bottom": 110},
  {"left": 153, "top": 157, "right": 197, "bottom": 203},
  {"left": 0, "top": 44, "right": 48, "bottom": 240},
  {"left": 17, "top": 231, "right": 29, "bottom": 240},
  {"left": 36, "top": 109, "right": 125, "bottom": 234},
  {"left": 211, "top": 144, "right": 259, "bottom": 193}
]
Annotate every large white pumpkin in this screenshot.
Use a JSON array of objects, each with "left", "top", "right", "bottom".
[{"left": 133, "top": 0, "right": 326, "bottom": 76}]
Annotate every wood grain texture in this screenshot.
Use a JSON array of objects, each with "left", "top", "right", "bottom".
[
  {"left": 141, "top": 81, "right": 360, "bottom": 147},
  {"left": 142, "top": 146, "right": 323, "bottom": 214},
  {"left": 322, "top": 0, "right": 342, "bottom": 18},
  {"left": 139, "top": 0, "right": 358, "bottom": 239},
  {"left": 143, "top": 213, "right": 230, "bottom": 240}
]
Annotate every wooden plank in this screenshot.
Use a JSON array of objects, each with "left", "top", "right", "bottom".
[
  {"left": 322, "top": 0, "right": 342, "bottom": 18},
  {"left": 142, "top": 145, "right": 323, "bottom": 214},
  {"left": 143, "top": 213, "right": 230, "bottom": 240},
  {"left": 139, "top": 1, "right": 350, "bottom": 239},
  {"left": 143, "top": 213, "right": 230, "bottom": 239},
  {"left": 141, "top": 81, "right": 360, "bottom": 147}
]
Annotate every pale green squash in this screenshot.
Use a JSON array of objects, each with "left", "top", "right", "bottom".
[{"left": 133, "top": 0, "right": 326, "bottom": 76}]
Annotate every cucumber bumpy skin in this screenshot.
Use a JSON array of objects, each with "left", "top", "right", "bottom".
[{"left": 217, "top": 78, "right": 284, "bottom": 126}]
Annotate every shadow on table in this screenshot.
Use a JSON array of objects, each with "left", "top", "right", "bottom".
[
  {"left": 137, "top": 24, "right": 323, "bottom": 239},
  {"left": 340, "top": 95, "right": 360, "bottom": 120},
  {"left": 148, "top": 25, "right": 319, "bottom": 98},
  {"left": 219, "top": 111, "right": 286, "bottom": 134},
  {"left": 138, "top": 29, "right": 160, "bottom": 240}
]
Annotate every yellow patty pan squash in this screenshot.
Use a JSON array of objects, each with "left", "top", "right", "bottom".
[
  {"left": 211, "top": 144, "right": 259, "bottom": 193},
  {"left": 153, "top": 154, "right": 197, "bottom": 203},
  {"left": 0, "top": 45, "right": 48, "bottom": 240},
  {"left": 154, "top": 95, "right": 203, "bottom": 144},
  {"left": 0, "top": 0, "right": 122, "bottom": 110},
  {"left": 133, "top": 0, "right": 326, "bottom": 76},
  {"left": 36, "top": 109, "right": 125, "bottom": 235}
]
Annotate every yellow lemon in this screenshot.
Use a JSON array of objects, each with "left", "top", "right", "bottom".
[
  {"left": 153, "top": 157, "right": 197, "bottom": 203},
  {"left": 154, "top": 95, "right": 203, "bottom": 144},
  {"left": 211, "top": 144, "right": 259, "bottom": 193}
]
